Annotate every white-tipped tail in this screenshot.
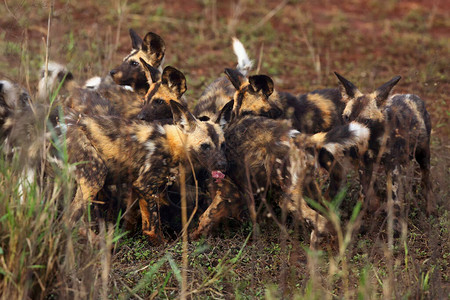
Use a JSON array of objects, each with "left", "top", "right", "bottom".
[
  {"left": 84, "top": 76, "right": 102, "bottom": 90},
  {"left": 232, "top": 37, "right": 253, "bottom": 76},
  {"left": 37, "top": 61, "right": 72, "bottom": 101},
  {"left": 315, "top": 121, "right": 370, "bottom": 156}
]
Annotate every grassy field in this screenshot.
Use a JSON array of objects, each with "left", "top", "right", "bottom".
[{"left": 0, "top": 0, "right": 449, "bottom": 298}]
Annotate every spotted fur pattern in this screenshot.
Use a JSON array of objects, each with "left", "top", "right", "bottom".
[
  {"left": 136, "top": 65, "right": 188, "bottom": 122},
  {"left": 110, "top": 29, "right": 165, "bottom": 95},
  {"left": 337, "top": 72, "right": 434, "bottom": 235},
  {"left": 65, "top": 101, "right": 226, "bottom": 244},
  {"left": 192, "top": 96, "right": 370, "bottom": 246},
  {"left": 193, "top": 38, "right": 253, "bottom": 122}
]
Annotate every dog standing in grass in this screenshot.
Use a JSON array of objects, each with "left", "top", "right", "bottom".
[{"left": 335, "top": 72, "right": 434, "bottom": 235}]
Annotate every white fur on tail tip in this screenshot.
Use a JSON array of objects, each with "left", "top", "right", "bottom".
[
  {"left": 84, "top": 76, "right": 102, "bottom": 90},
  {"left": 232, "top": 37, "right": 253, "bottom": 76},
  {"left": 323, "top": 122, "right": 370, "bottom": 156},
  {"left": 348, "top": 121, "right": 370, "bottom": 141}
]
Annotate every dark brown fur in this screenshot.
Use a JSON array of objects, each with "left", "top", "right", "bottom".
[
  {"left": 193, "top": 76, "right": 236, "bottom": 122},
  {"left": 110, "top": 29, "right": 165, "bottom": 95},
  {"left": 66, "top": 101, "right": 226, "bottom": 244},
  {"left": 136, "top": 64, "right": 188, "bottom": 123},
  {"left": 192, "top": 88, "right": 370, "bottom": 247},
  {"left": 224, "top": 69, "right": 347, "bottom": 198},
  {"left": 337, "top": 72, "right": 434, "bottom": 234}
]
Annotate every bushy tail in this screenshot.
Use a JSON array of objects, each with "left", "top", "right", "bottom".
[
  {"left": 232, "top": 37, "right": 253, "bottom": 76},
  {"left": 37, "top": 61, "right": 76, "bottom": 102},
  {"left": 307, "top": 121, "right": 370, "bottom": 156}
]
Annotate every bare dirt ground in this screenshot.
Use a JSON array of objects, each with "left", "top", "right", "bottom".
[{"left": 0, "top": 0, "right": 448, "bottom": 298}]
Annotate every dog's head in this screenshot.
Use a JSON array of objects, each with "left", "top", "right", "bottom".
[
  {"left": 110, "top": 29, "right": 165, "bottom": 92},
  {"left": 137, "top": 62, "right": 186, "bottom": 122},
  {"left": 224, "top": 68, "right": 282, "bottom": 121},
  {"left": 169, "top": 100, "right": 228, "bottom": 181},
  {"left": 336, "top": 72, "right": 401, "bottom": 128}
]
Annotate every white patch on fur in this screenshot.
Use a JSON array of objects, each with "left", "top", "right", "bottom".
[
  {"left": 0, "top": 80, "right": 15, "bottom": 103},
  {"left": 349, "top": 122, "right": 370, "bottom": 141},
  {"left": 37, "top": 61, "right": 69, "bottom": 101},
  {"left": 145, "top": 141, "right": 156, "bottom": 154},
  {"left": 156, "top": 124, "right": 166, "bottom": 134},
  {"left": 18, "top": 168, "right": 36, "bottom": 204},
  {"left": 84, "top": 76, "right": 102, "bottom": 89},
  {"left": 121, "top": 85, "right": 134, "bottom": 92},
  {"left": 324, "top": 122, "right": 370, "bottom": 156},
  {"left": 232, "top": 37, "right": 253, "bottom": 76},
  {"left": 288, "top": 129, "right": 300, "bottom": 138}
]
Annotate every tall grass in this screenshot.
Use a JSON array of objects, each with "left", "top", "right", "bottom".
[
  {"left": 0, "top": 0, "right": 448, "bottom": 298},
  {"left": 0, "top": 91, "right": 119, "bottom": 299}
]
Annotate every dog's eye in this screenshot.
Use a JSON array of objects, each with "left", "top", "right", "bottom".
[
  {"left": 201, "top": 143, "right": 211, "bottom": 151},
  {"left": 130, "top": 61, "right": 139, "bottom": 67},
  {"left": 343, "top": 114, "right": 350, "bottom": 122}
]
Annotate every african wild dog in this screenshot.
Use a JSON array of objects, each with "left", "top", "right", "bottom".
[
  {"left": 136, "top": 60, "right": 188, "bottom": 123},
  {"left": 192, "top": 75, "right": 370, "bottom": 247},
  {"left": 38, "top": 62, "right": 143, "bottom": 119},
  {"left": 336, "top": 72, "right": 434, "bottom": 234},
  {"left": 224, "top": 68, "right": 346, "bottom": 198},
  {"left": 193, "top": 37, "right": 253, "bottom": 122},
  {"left": 109, "top": 29, "right": 165, "bottom": 95},
  {"left": 0, "top": 80, "right": 31, "bottom": 142},
  {"left": 65, "top": 100, "right": 227, "bottom": 244}
]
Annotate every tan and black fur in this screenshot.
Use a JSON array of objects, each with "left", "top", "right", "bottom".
[
  {"left": 66, "top": 100, "right": 227, "bottom": 243},
  {"left": 193, "top": 37, "right": 253, "bottom": 122},
  {"left": 110, "top": 29, "right": 165, "bottom": 95},
  {"left": 224, "top": 68, "right": 347, "bottom": 197},
  {"left": 38, "top": 62, "right": 143, "bottom": 119},
  {"left": 136, "top": 61, "right": 188, "bottom": 123},
  {"left": 192, "top": 79, "right": 370, "bottom": 247},
  {"left": 336, "top": 72, "right": 434, "bottom": 234}
]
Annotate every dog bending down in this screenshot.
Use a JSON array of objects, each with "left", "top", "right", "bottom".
[
  {"left": 192, "top": 100, "right": 369, "bottom": 247},
  {"left": 65, "top": 100, "right": 227, "bottom": 243}
]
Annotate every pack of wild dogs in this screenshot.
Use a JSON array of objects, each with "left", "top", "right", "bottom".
[{"left": 0, "top": 29, "right": 435, "bottom": 247}]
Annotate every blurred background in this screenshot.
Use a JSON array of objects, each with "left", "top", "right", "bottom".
[{"left": 0, "top": 1, "right": 448, "bottom": 135}]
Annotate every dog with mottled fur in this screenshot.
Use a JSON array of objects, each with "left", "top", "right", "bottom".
[
  {"left": 336, "top": 72, "right": 434, "bottom": 235},
  {"left": 108, "top": 29, "right": 165, "bottom": 95},
  {"left": 135, "top": 60, "right": 188, "bottom": 123},
  {"left": 192, "top": 74, "right": 370, "bottom": 247},
  {"left": 65, "top": 98, "right": 227, "bottom": 243},
  {"left": 223, "top": 68, "right": 347, "bottom": 198},
  {"left": 193, "top": 37, "right": 253, "bottom": 123}
]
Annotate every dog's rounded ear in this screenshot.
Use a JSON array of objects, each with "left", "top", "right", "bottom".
[
  {"left": 374, "top": 76, "right": 401, "bottom": 107},
  {"left": 248, "top": 75, "right": 274, "bottom": 98},
  {"left": 139, "top": 58, "right": 160, "bottom": 83},
  {"left": 161, "top": 66, "right": 187, "bottom": 98},
  {"left": 334, "top": 72, "right": 361, "bottom": 103},
  {"left": 142, "top": 32, "right": 166, "bottom": 66},
  {"left": 215, "top": 99, "right": 234, "bottom": 126},
  {"left": 129, "top": 28, "right": 143, "bottom": 50},
  {"left": 224, "top": 68, "right": 245, "bottom": 91},
  {"left": 170, "top": 100, "right": 196, "bottom": 131}
]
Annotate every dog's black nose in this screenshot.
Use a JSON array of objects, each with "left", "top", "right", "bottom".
[
  {"left": 137, "top": 111, "right": 146, "bottom": 120},
  {"left": 110, "top": 69, "right": 117, "bottom": 76}
]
